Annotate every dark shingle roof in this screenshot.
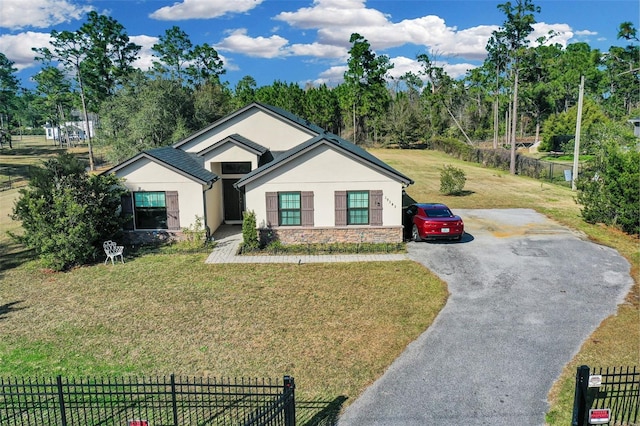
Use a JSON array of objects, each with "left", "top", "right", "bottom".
[
  {"left": 235, "top": 133, "right": 413, "bottom": 188},
  {"left": 144, "top": 146, "right": 218, "bottom": 184}
]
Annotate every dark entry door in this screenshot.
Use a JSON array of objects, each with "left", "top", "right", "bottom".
[{"left": 223, "top": 179, "right": 243, "bottom": 222}]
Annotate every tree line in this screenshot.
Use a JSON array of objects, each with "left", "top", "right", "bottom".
[{"left": 0, "top": 2, "right": 636, "bottom": 165}]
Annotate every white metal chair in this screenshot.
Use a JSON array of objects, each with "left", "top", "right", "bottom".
[{"left": 103, "top": 240, "right": 125, "bottom": 265}]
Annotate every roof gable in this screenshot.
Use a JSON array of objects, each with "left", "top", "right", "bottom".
[
  {"left": 235, "top": 134, "right": 413, "bottom": 188},
  {"left": 173, "top": 102, "right": 322, "bottom": 150},
  {"left": 103, "top": 146, "right": 218, "bottom": 185},
  {"left": 197, "top": 133, "right": 268, "bottom": 157}
]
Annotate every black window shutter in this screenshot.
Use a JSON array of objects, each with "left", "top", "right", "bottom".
[{"left": 121, "top": 193, "right": 134, "bottom": 230}]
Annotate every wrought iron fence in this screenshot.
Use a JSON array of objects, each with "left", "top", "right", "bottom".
[
  {"left": 0, "top": 374, "right": 295, "bottom": 426},
  {"left": 572, "top": 365, "right": 639, "bottom": 426}
]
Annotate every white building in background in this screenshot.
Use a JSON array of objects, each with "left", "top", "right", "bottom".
[{"left": 44, "top": 120, "right": 95, "bottom": 142}]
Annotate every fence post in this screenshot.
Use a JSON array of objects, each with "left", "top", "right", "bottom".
[
  {"left": 56, "top": 375, "right": 68, "bottom": 426},
  {"left": 572, "top": 365, "right": 590, "bottom": 426},
  {"left": 170, "top": 374, "right": 179, "bottom": 426},
  {"left": 283, "top": 376, "right": 296, "bottom": 426}
]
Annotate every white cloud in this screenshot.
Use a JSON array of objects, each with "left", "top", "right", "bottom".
[
  {"left": 531, "top": 22, "right": 574, "bottom": 47},
  {"left": 216, "top": 28, "right": 290, "bottom": 59},
  {"left": 443, "top": 62, "right": 476, "bottom": 79},
  {"left": 0, "top": 31, "right": 51, "bottom": 70},
  {"left": 150, "top": 0, "right": 264, "bottom": 21},
  {"left": 0, "top": 0, "right": 92, "bottom": 30},
  {"left": 576, "top": 29, "right": 598, "bottom": 37},
  {"left": 129, "top": 35, "right": 158, "bottom": 72},
  {"left": 274, "top": 0, "right": 496, "bottom": 62},
  {"left": 314, "top": 64, "right": 348, "bottom": 86},
  {"left": 275, "top": 0, "right": 389, "bottom": 31},
  {"left": 289, "top": 42, "right": 347, "bottom": 59},
  {"left": 387, "top": 56, "right": 475, "bottom": 81}
]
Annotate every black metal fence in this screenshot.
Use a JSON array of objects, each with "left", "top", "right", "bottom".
[
  {"left": 572, "top": 365, "right": 639, "bottom": 426},
  {"left": 0, "top": 375, "right": 295, "bottom": 426}
]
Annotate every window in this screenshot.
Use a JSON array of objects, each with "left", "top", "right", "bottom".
[
  {"left": 347, "top": 191, "right": 369, "bottom": 225},
  {"left": 221, "top": 162, "right": 251, "bottom": 174},
  {"left": 266, "top": 192, "right": 313, "bottom": 227},
  {"left": 134, "top": 192, "right": 167, "bottom": 229},
  {"left": 279, "top": 192, "right": 301, "bottom": 226}
]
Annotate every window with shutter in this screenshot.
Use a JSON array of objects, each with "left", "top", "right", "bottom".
[{"left": 133, "top": 191, "right": 168, "bottom": 229}]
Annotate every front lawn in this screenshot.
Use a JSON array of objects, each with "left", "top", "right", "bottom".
[{"left": 1, "top": 145, "right": 637, "bottom": 423}]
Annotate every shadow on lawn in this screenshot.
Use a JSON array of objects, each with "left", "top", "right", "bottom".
[
  {"left": 0, "top": 241, "right": 36, "bottom": 278},
  {"left": 298, "top": 396, "right": 348, "bottom": 426},
  {"left": 0, "top": 300, "right": 25, "bottom": 321}
]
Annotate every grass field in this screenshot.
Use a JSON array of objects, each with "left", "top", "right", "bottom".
[{"left": 0, "top": 141, "right": 637, "bottom": 423}]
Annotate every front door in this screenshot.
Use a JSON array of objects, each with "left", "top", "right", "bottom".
[{"left": 223, "top": 179, "right": 243, "bottom": 222}]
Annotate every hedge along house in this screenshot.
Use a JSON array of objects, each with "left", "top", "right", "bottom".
[{"left": 104, "top": 102, "right": 414, "bottom": 244}]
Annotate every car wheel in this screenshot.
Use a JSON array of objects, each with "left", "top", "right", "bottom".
[{"left": 412, "top": 225, "right": 423, "bottom": 242}]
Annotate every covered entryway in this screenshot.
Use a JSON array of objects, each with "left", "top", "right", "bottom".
[{"left": 222, "top": 179, "right": 243, "bottom": 223}]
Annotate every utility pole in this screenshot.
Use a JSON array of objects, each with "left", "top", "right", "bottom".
[{"left": 571, "top": 76, "right": 584, "bottom": 191}]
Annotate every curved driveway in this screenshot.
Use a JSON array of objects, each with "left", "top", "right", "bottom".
[{"left": 339, "top": 209, "right": 633, "bottom": 426}]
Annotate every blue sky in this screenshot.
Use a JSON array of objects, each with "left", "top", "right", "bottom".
[{"left": 0, "top": 0, "right": 637, "bottom": 90}]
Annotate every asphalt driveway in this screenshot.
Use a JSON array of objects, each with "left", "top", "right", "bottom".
[{"left": 339, "top": 208, "right": 634, "bottom": 425}]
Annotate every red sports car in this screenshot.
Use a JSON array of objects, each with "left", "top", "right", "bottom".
[{"left": 405, "top": 203, "right": 464, "bottom": 241}]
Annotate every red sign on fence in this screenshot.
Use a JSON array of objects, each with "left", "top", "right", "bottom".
[
  {"left": 588, "top": 408, "right": 610, "bottom": 424},
  {"left": 128, "top": 420, "right": 149, "bottom": 426}
]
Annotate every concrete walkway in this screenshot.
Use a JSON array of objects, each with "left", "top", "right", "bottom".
[{"left": 205, "top": 225, "right": 408, "bottom": 264}]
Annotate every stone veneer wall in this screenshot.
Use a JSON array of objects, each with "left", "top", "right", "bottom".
[{"left": 259, "top": 226, "right": 403, "bottom": 245}]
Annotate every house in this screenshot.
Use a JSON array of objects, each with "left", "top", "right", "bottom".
[
  {"left": 44, "top": 120, "right": 95, "bottom": 142},
  {"left": 104, "top": 103, "right": 414, "bottom": 244}
]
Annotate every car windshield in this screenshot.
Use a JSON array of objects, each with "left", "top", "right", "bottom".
[{"left": 426, "top": 208, "right": 452, "bottom": 218}]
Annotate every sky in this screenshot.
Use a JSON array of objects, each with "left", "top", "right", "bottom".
[{"left": 0, "top": 0, "right": 638, "bottom": 90}]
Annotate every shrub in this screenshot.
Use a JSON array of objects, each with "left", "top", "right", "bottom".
[
  {"left": 241, "top": 210, "right": 259, "bottom": 250},
  {"left": 440, "top": 165, "right": 466, "bottom": 195},
  {"left": 179, "top": 215, "right": 208, "bottom": 250},
  {"left": 576, "top": 125, "right": 639, "bottom": 236},
  {"left": 11, "top": 153, "right": 127, "bottom": 270}
]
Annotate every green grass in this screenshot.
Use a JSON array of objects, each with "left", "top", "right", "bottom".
[{"left": 1, "top": 143, "right": 637, "bottom": 423}]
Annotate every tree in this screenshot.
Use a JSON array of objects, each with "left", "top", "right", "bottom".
[
  {"left": 186, "top": 43, "right": 226, "bottom": 87},
  {"left": 343, "top": 33, "right": 393, "bottom": 144},
  {"left": 305, "top": 83, "right": 342, "bottom": 135},
  {"left": 33, "top": 12, "right": 141, "bottom": 169},
  {"left": 99, "top": 77, "right": 195, "bottom": 162},
  {"left": 77, "top": 11, "right": 141, "bottom": 107},
  {"left": 234, "top": 75, "right": 257, "bottom": 108},
  {"left": 0, "top": 52, "right": 20, "bottom": 147},
  {"left": 493, "top": 0, "right": 541, "bottom": 174},
  {"left": 32, "top": 66, "right": 74, "bottom": 145},
  {"left": 418, "top": 54, "right": 471, "bottom": 143},
  {"left": 540, "top": 98, "right": 609, "bottom": 152},
  {"left": 11, "top": 153, "right": 127, "bottom": 271},
  {"left": 152, "top": 26, "right": 193, "bottom": 82},
  {"left": 193, "top": 81, "right": 233, "bottom": 129},
  {"left": 576, "top": 123, "right": 639, "bottom": 235}
]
